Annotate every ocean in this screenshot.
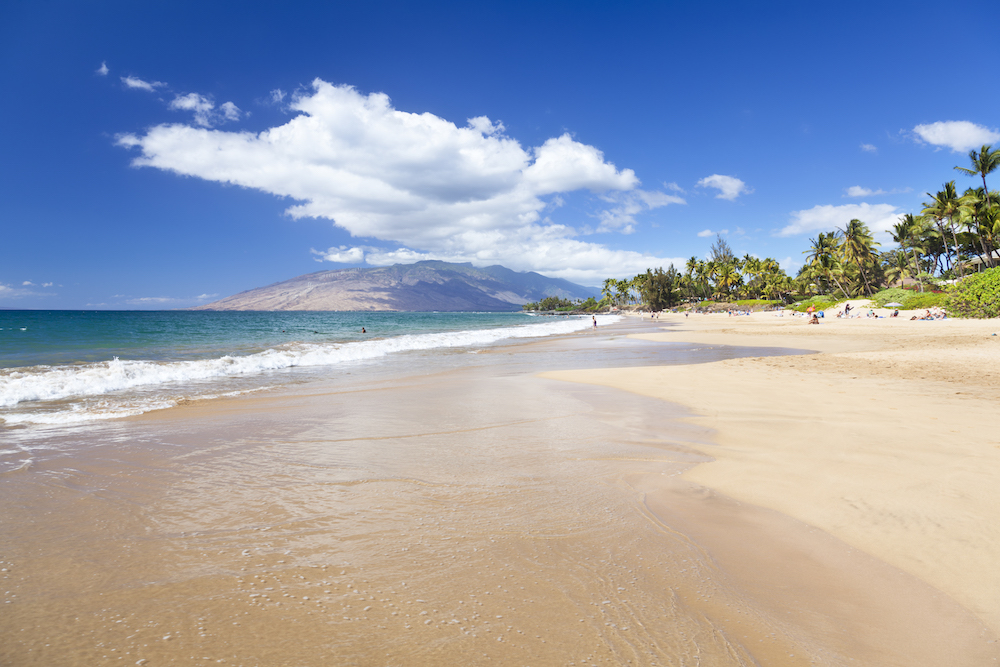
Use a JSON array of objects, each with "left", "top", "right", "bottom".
[
  {"left": 0, "top": 310, "right": 614, "bottom": 430},
  {"left": 2, "top": 310, "right": 847, "bottom": 665}
]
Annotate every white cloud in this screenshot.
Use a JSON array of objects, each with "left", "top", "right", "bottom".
[
  {"left": 121, "top": 76, "right": 165, "bottom": 92},
  {"left": 912, "top": 121, "right": 1000, "bottom": 153},
  {"left": 596, "top": 189, "right": 684, "bottom": 234},
  {"left": 778, "top": 203, "right": 901, "bottom": 241},
  {"left": 697, "top": 229, "right": 728, "bottom": 238},
  {"left": 664, "top": 182, "right": 685, "bottom": 194},
  {"left": 312, "top": 246, "right": 366, "bottom": 263},
  {"left": 0, "top": 281, "right": 53, "bottom": 300},
  {"left": 167, "top": 93, "right": 242, "bottom": 127},
  {"left": 220, "top": 101, "right": 241, "bottom": 121},
  {"left": 169, "top": 93, "right": 215, "bottom": 126},
  {"left": 778, "top": 256, "right": 800, "bottom": 274},
  {"left": 117, "top": 79, "right": 683, "bottom": 284},
  {"left": 96, "top": 61, "right": 109, "bottom": 76},
  {"left": 696, "top": 174, "right": 752, "bottom": 201},
  {"left": 270, "top": 89, "right": 286, "bottom": 104},
  {"left": 844, "top": 185, "right": 911, "bottom": 198},
  {"left": 860, "top": 143, "right": 877, "bottom": 153},
  {"left": 845, "top": 186, "right": 886, "bottom": 197}
]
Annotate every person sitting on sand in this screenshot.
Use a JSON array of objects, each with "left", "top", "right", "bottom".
[
  {"left": 808, "top": 314, "right": 819, "bottom": 324},
  {"left": 892, "top": 309, "right": 899, "bottom": 318}
]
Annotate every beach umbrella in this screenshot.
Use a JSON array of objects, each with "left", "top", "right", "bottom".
[{"left": 884, "top": 302, "right": 904, "bottom": 307}]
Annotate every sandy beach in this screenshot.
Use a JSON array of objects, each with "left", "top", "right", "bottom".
[
  {"left": 3, "top": 314, "right": 1000, "bottom": 665},
  {"left": 545, "top": 310, "right": 1000, "bottom": 663}
]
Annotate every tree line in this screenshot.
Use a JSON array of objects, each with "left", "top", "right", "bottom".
[
  {"left": 600, "top": 144, "right": 999, "bottom": 310},
  {"left": 800, "top": 144, "right": 999, "bottom": 298}
]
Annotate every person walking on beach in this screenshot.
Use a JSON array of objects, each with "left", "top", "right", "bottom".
[{"left": 592, "top": 315, "right": 597, "bottom": 329}]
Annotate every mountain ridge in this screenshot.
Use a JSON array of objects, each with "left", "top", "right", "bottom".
[{"left": 193, "top": 261, "right": 598, "bottom": 311}]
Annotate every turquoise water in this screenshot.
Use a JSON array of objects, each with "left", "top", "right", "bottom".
[
  {"left": 0, "top": 310, "right": 609, "bottom": 427},
  {"left": 0, "top": 310, "right": 546, "bottom": 368}
]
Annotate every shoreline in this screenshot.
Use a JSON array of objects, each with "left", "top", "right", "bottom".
[
  {"left": 3, "top": 316, "right": 999, "bottom": 665},
  {"left": 544, "top": 312, "right": 1000, "bottom": 649}
]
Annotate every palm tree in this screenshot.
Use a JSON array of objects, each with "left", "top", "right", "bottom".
[
  {"left": 839, "top": 219, "right": 879, "bottom": 296},
  {"left": 601, "top": 278, "right": 617, "bottom": 305},
  {"left": 922, "top": 182, "right": 969, "bottom": 276},
  {"left": 883, "top": 249, "right": 913, "bottom": 287},
  {"left": 892, "top": 213, "right": 927, "bottom": 291},
  {"left": 804, "top": 232, "right": 849, "bottom": 297},
  {"left": 955, "top": 144, "right": 1000, "bottom": 211},
  {"left": 957, "top": 187, "right": 1000, "bottom": 269}
]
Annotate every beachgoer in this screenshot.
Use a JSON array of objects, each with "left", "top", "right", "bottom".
[
  {"left": 362, "top": 327, "right": 366, "bottom": 333},
  {"left": 808, "top": 314, "right": 819, "bottom": 324},
  {"left": 592, "top": 316, "right": 597, "bottom": 329}
]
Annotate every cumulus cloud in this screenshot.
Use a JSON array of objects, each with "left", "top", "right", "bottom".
[
  {"left": 697, "top": 229, "right": 728, "bottom": 238},
  {"left": 169, "top": 93, "right": 213, "bottom": 126},
  {"left": 96, "top": 61, "right": 109, "bottom": 76},
  {"left": 117, "top": 79, "right": 684, "bottom": 284},
  {"left": 696, "top": 174, "right": 752, "bottom": 201},
  {"left": 912, "top": 121, "right": 1000, "bottom": 153},
  {"left": 845, "top": 186, "right": 887, "bottom": 197},
  {"left": 844, "top": 185, "right": 911, "bottom": 198},
  {"left": 596, "top": 189, "right": 685, "bottom": 234},
  {"left": 312, "top": 246, "right": 367, "bottom": 263},
  {"left": 220, "top": 101, "right": 242, "bottom": 121},
  {"left": 167, "top": 93, "right": 242, "bottom": 127},
  {"left": 860, "top": 143, "right": 877, "bottom": 153},
  {"left": 778, "top": 203, "right": 901, "bottom": 241},
  {"left": 0, "top": 281, "right": 53, "bottom": 300},
  {"left": 121, "top": 76, "right": 165, "bottom": 92}
]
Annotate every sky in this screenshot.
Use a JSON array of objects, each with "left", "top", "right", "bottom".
[{"left": 2, "top": 0, "right": 998, "bottom": 309}]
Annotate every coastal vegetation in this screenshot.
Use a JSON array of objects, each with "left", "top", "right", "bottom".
[
  {"left": 601, "top": 236, "right": 794, "bottom": 310},
  {"left": 948, "top": 267, "right": 1000, "bottom": 318},
  {"left": 598, "top": 145, "right": 999, "bottom": 317},
  {"left": 522, "top": 295, "right": 600, "bottom": 312}
]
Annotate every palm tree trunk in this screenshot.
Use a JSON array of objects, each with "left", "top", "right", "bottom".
[{"left": 910, "top": 248, "right": 924, "bottom": 292}]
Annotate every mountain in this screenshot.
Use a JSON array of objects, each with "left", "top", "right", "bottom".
[{"left": 193, "top": 261, "right": 599, "bottom": 311}]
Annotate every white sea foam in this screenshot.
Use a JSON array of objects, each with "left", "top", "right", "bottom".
[{"left": 0, "top": 315, "right": 618, "bottom": 422}]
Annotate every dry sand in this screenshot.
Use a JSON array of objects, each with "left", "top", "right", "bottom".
[{"left": 544, "top": 310, "right": 1000, "bottom": 653}]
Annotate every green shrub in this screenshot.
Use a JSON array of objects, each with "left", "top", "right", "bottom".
[
  {"left": 734, "top": 299, "right": 779, "bottom": 307},
  {"left": 904, "top": 292, "right": 949, "bottom": 310},
  {"left": 870, "top": 288, "right": 912, "bottom": 307},
  {"left": 790, "top": 295, "right": 839, "bottom": 312},
  {"left": 948, "top": 268, "right": 1000, "bottom": 318}
]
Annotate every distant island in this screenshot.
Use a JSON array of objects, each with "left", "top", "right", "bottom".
[{"left": 193, "top": 261, "right": 598, "bottom": 312}]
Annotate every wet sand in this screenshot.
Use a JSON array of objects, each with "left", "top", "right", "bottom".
[
  {"left": 2, "top": 318, "right": 998, "bottom": 665},
  {"left": 546, "top": 312, "right": 1000, "bottom": 664}
]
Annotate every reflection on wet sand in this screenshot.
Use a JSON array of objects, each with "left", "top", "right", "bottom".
[{"left": 1, "top": 326, "right": 993, "bottom": 665}]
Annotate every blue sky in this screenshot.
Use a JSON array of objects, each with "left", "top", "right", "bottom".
[{"left": 2, "top": 0, "right": 998, "bottom": 309}]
